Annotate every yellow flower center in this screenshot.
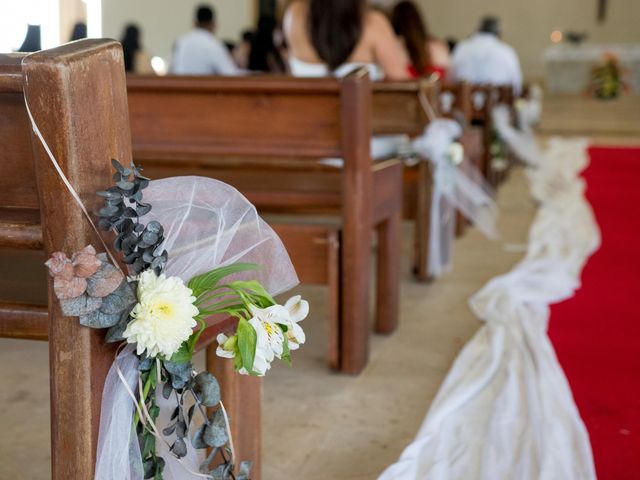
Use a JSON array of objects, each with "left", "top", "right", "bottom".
[
  {"left": 154, "top": 302, "right": 174, "bottom": 318},
  {"left": 262, "top": 321, "right": 275, "bottom": 337}
]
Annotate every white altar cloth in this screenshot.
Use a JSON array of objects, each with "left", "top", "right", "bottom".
[{"left": 544, "top": 44, "right": 640, "bottom": 93}]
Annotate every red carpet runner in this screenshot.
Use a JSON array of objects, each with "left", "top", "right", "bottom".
[{"left": 549, "top": 146, "right": 640, "bottom": 479}]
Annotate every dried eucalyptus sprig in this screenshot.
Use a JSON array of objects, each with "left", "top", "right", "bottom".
[{"left": 97, "top": 159, "right": 168, "bottom": 275}]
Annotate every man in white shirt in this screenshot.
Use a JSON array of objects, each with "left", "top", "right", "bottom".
[
  {"left": 450, "top": 16, "right": 522, "bottom": 95},
  {"left": 172, "top": 5, "right": 239, "bottom": 75}
]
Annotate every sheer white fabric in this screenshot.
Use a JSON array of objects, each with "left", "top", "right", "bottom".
[
  {"left": 413, "top": 119, "right": 499, "bottom": 277},
  {"left": 96, "top": 176, "right": 299, "bottom": 480},
  {"left": 95, "top": 345, "right": 144, "bottom": 480},
  {"left": 379, "top": 138, "right": 598, "bottom": 480},
  {"left": 143, "top": 176, "right": 298, "bottom": 297}
]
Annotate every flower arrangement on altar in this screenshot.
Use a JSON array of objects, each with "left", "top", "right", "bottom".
[
  {"left": 45, "top": 160, "right": 307, "bottom": 479},
  {"left": 589, "top": 52, "right": 628, "bottom": 100}
]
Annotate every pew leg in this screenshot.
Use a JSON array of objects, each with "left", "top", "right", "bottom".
[
  {"left": 328, "top": 231, "right": 342, "bottom": 370},
  {"left": 339, "top": 225, "right": 371, "bottom": 375},
  {"left": 375, "top": 211, "right": 401, "bottom": 334},
  {"left": 207, "top": 348, "right": 262, "bottom": 480},
  {"left": 49, "top": 307, "right": 115, "bottom": 479},
  {"left": 414, "top": 161, "right": 431, "bottom": 282}
]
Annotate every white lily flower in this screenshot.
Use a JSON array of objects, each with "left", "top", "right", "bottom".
[
  {"left": 216, "top": 333, "right": 236, "bottom": 359},
  {"left": 248, "top": 304, "right": 287, "bottom": 359},
  {"left": 241, "top": 317, "right": 276, "bottom": 376},
  {"left": 283, "top": 296, "right": 309, "bottom": 350}
]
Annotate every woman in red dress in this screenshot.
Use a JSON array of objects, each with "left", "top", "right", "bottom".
[{"left": 390, "top": 1, "right": 451, "bottom": 79}]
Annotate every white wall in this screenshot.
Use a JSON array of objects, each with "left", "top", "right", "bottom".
[{"left": 101, "top": 0, "right": 255, "bottom": 65}]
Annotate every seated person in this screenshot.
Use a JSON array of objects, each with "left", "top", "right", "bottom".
[
  {"left": 391, "top": 0, "right": 451, "bottom": 79},
  {"left": 283, "top": 0, "right": 410, "bottom": 80},
  {"left": 450, "top": 16, "right": 522, "bottom": 94},
  {"left": 172, "top": 5, "right": 239, "bottom": 75}
]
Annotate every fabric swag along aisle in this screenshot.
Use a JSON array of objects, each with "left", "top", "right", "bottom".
[
  {"left": 380, "top": 98, "right": 598, "bottom": 477},
  {"left": 44, "top": 160, "right": 308, "bottom": 480}
]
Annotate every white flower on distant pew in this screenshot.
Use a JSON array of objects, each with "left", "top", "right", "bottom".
[
  {"left": 124, "top": 269, "right": 198, "bottom": 358},
  {"left": 448, "top": 142, "right": 465, "bottom": 166}
]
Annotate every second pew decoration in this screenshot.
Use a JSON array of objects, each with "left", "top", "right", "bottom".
[{"left": 45, "top": 160, "right": 306, "bottom": 480}]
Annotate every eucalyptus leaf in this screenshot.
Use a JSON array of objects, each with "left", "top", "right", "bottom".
[
  {"left": 203, "top": 409, "right": 228, "bottom": 448},
  {"left": 98, "top": 280, "right": 136, "bottom": 314},
  {"left": 162, "top": 423, "right": 176, "bottom": 437},
  {"left": 193, "top": 372, "right": 220, "bottom": 407},
  {"left": 86, "top": 263, "right": 125, "bottom": 298},
  {"left": 164, "top": 360, "right": 192, "bottom": 390},
  {"left": 104, "top": 310, "right": 132, "bottom": 343},
  {"left": 59, "top": 294, "right": 102, "bottom": 317},
  {"left": 191, "top": 424, "right": 207, "bottom": 449},
  {"left": 139, "top": 355, "right": 154, "bottom": 372},
  {"left": 79, "top": 309, "right": 121, "bottom": 329},
  {"left": 170, "top": 438, "right": 188, "bottom": 458},
  {"left": 143, "top": 458, "right": 155, "bottom": 479},
  {"left": 162, "top": 381, "right": 173, "bottom": 400}
]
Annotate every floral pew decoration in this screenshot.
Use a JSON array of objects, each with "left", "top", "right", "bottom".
[
  {"left": 411, "top": 114, "right": 499, "bottom": 278},
  {"left": 45, "top": 161, "right": 306, "bottom": 480}
]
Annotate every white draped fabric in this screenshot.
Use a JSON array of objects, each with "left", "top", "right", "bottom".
[
  {"left": 413, "top": 119, "right": 499, "bottom": 277},
  {"left": 379, "top": 137, "right": 599, "bottom": 480}
]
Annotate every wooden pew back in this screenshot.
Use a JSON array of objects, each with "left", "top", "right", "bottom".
[{"left": 0, "top": 39, "right": 134, "bottom": 479}]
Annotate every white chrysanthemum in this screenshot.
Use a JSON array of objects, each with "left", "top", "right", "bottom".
[{"left": 124, "top": 269, "right": 198, "bottom": 358}]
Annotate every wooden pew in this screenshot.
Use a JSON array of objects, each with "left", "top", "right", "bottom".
[
  {"left": 127, "top": 72, "right": 403, "bottom": 375},
  {"left": 467, "top": 84, "right": 519, "bottom": 187},
  {"left": 0, "top": 40, "right": 262, "bottom": 478},
  {"left": 371, "top": 79, "right": 437, "bottom": 280},
  {"left": 438, "top": 82, "right": 486, "bottom": 236},
  {"left": 371, "top": 80, "right": 487, "bottom": 279}
]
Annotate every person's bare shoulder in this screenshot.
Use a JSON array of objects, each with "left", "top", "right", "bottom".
[
  {"left": 284, "top": 0, "right": 307, "bottom": 20},
  {"left": 364, "top": 9, "right": 393, "bottom": 31}
]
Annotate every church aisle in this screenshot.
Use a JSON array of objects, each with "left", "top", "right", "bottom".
[{"left": 549, "top": 146, "right": 640, "bottom": 480}]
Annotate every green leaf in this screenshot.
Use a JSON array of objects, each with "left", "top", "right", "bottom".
[
  {"left": 168, "top": 342, "right": 192, "bottom": 364},
  {"left": 228, "top": 280, "right": 275, "bottom": 305},
  {"left": 236, "top": 318, "right": 257, "bottom": 374},
  {"left": 188, "top": 263, "right": 259, "bottom": 298},
  {"left": 281, "top": 331, "right": 292, "bottom": 366},
  {"left": 142, "top": 431, "right": 155, "bottom": 458}
]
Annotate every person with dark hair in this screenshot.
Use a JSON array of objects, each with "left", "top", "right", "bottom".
[
  {"left": 120, "top": 24, "right": 153, "bottom": 74},
  {"left": 232, "top": 30, "right": 255, "bottom": 70},
  {"left": 17, "top": 25, "right": 41, "bottom": 52},
  {"left": 172, "top": 4, "right": 239, "bottom": 75},
  {"left": 450, "top": 15, "right": 522, "bottom": 93},
  {"left": 283, "top": 0, "right": 409, "bottom": 80},
  {"left": 69, "top": 22, "right": 87, "bottom": 42},
  {"left": 390, "top": 0, "right": 450, "bottom": 79},
  {"left": 248, "top": 16, "right": 287, "bottom": 73}
]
